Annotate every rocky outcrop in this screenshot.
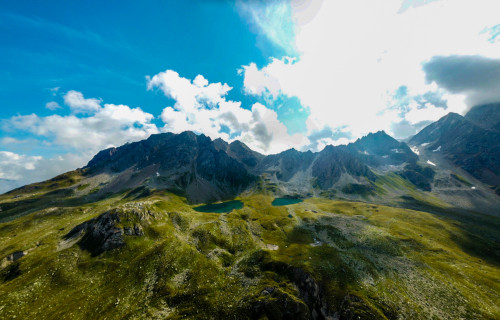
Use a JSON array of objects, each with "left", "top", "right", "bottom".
[
  {"left": 64, "top": 212, "right": 124, "bottom": 256},
  {"left": 337, "top": 294, "right": 393, "bottom": 320},
  {"left": 124, "top": 224, "right": 144, "bottom": 236},
  {"left": 292, "top": 268, "right": 333, "bottom": 319},
  {"left": 242, "top": 250, "right": 334, "bottom": 319},
  {"left": 251, "top": 287, "right": 311, "bottom": 320},
  {"left": 64, "top": 209, "right": 147, "bottom": 256},
  {"left": 0, "top": 250, "right": 26, "bottom": 282},
  {"left": 398, "top": 162, "right": 435, "bottom": 191}
]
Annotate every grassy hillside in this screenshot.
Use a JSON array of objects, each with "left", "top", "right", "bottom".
[{"left": 0, "top": 189, "right": 499, "bottom": 319}]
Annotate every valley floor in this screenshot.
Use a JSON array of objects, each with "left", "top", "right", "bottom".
[{"left": 1, "top": 192, "right": 499, "bottom": 319}]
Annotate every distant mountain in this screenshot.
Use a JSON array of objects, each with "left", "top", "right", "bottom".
[
  {"left": 256, "top": 148, "right": 316, "bottom": 182},
  {"left": 86, "top": 131, "right": 256, "bottom": 203},
  {"left": 213, "top": 139, "right": 264, "bottom": 170},
  {"left": 311, "top": 145, "right": 376, "bottom": 189},
  {"left": 4, "top": 112, "right": 500, "bottom": 211},
  {"left": 84, "top": 130, "right": 422, "bottom": 203},
  {"left": 465, "top": 103, "right": 500, "bottom": 132},
  {"left": 347, "top": 130, "right": 418, "bottom": 167},
  {"left": 409, "top": 111, "right": 500, "bottom": 186}
]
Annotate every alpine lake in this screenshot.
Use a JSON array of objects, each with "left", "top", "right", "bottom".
[
  {"left": 193, "top": 200, "right": 244, "bottom": 213},
  {"left": 271, "top": 197, "right": 303, "bottom": 206}
]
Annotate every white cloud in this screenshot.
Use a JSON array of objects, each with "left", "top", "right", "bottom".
[
  {"left": 49, "top": 86, "right": 60, "bottom": 96},
  {"left": 236, "top": 0, "right": 297, "bottom": 55},
  {"left": 0, "top": 151, "right": 42, "bottom": 180},
  {"left": 148, "top": 70, "right": 308, "bottom": 154},
  {"left": 45, "top": 101, "right": 61, "bottom": 110},
  {"left": 64, "top": 90, "right": 102, "bottom": 114},
  {"left": 0, "top": 151, "right": 87, "bottom": 194},
  {"left": 405, "top": 103, "right": 449, "bottom": 125},
  {"left": 241, "top": 103, "right": 309, "bottom": 153},
  {"left": 147, "top": 70, "right": 231, "bottom": 113},
  {"left": 1, "top": 137, "right": 32, "bottom": 145},
  {"left": 240, "top": 0, "right": 500, "bottom": 139},
  {"left": 8, "top": 92, "right": 159, "bottom": 154},
  {"left": 2, "top": 91, "right": 161, "bottom": 193}
]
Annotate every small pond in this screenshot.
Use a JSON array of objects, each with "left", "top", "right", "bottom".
[
  {"left": 272, "top": 198, "right": 303, "bottom": 206},
  {"left": 194, "top": 200, "right": 244, "bottom": 213}
]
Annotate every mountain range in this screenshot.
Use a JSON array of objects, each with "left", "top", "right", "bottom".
[
  {"left": 0, "top": 104, "right": 499, "bottom": 319},
  {"left": 55, "top": 103, "right": 498, "bottom": 213}
]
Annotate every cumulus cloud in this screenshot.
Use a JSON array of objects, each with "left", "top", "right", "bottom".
[
  {"left": 8, "top": 103, "right": 158, "bottom": 153},
  {"left": 45, "top": 101, "right": 61, "bottom": 110},
  {"left": 64, "top": 90, "right": 102, "bottom": 114},
  {"left": 304, "top": 126, "right": 353, "bottom": 151},
  {"left": 2, "top": 91, "right": 160, "bottom": 193},
  {"left": 0, "top": 151, "right": 42, "bottom": 179},
  {"left": 385, "top": 85, "right": 454, "bottom": 137},
  {"left": 147, "top": 70, "right": 231, "bottom": 112},
  {"left": 240, "top": 0, "right": 500, "bottom": 140},
  {"left": 423, "top": 55, "right": 500, "bottom": 106},
  {"left": 5, "top": 91, "right": 158, "bottom": 168},
  {"left": 147, "top": 70, "right": 308, "bottom": 154},
  {"left": 1, "top": 137, "right": 34, "bottom": 145}
]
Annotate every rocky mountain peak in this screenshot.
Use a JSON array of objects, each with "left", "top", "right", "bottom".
[
  {"left": 465, "top": 103, "right": 500, "bottom": 132},
  {"left": 84, "top": 131, "right": 256, "bottom": 203}
]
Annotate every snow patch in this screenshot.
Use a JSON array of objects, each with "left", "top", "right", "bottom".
[
  {"left": 311, "top": 239, "right": 322, "bottom": 247},
  {"left": 266, "top": 244, "right": 279, "bottom": 251},
  {"left": 426, "top": 160, "right": 436, "bottom": 166},
  {"left": 471, "top": 186, "right": 476, "bottom": 190},
  {"left": 410, "top": 146, "right": 420, "bottom": 155},
  {"left": 432, "top": 146, "right": 441, "bottom": 152},
  {"left": 421, "top": 143, "right": 430, "bottom": 147},
  {"left": 382, "top": 155, "right": 389, "bottom": 158},
  {"left": 156, "top": 172, "right": 160, "bottom": 177}
]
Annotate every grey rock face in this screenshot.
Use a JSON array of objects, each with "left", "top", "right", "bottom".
[
  {"left": 312, "top": 146, "right": 376, "bottom": 189},
  {"left": 410, "top": 112, "right": 500, "bottom": 186},
  {"left": 465, "top": 103, "right": 500, "bottom": 132},
  {"left": 243, "top": 250, "right": 334, "bottom": 319},
  {"left": 292, "top": 267, "right": 333, "bottom": 320},
  {"left": 65, "top": 211, "right": 125, "bottom": 256},
  {"left": 257, "top": 148, "right": 315, "bottom": 182},
  {"left": 85, "top": 132, "right": 256, "bottom": 204},
  {"left": 7, "top": 251, "right": 25, "bottom": 262},
  {"left": 347, "top": 130, "right": 417, "bottom": 166},
  {"left": 123, "top": 225, "right": 143, "bottom": 236}
]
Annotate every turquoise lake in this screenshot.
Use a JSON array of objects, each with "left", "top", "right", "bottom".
[
  {"left": 271, "top": 198, "right": 303, "bottom": 206},
  {"left": 194, "top": 200, "right": 244, "bottom": 213}
]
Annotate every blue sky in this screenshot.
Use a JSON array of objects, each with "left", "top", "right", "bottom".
[
  {"left": 0, "top": 0, "right": 279, "bottom": 118},
  {"left": 1, "top": 0, "right": 500, "bottom": 192}
]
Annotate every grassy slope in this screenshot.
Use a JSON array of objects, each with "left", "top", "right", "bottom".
[{"left": 0, "top": 184, "right": 499, "bottom": 320}]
